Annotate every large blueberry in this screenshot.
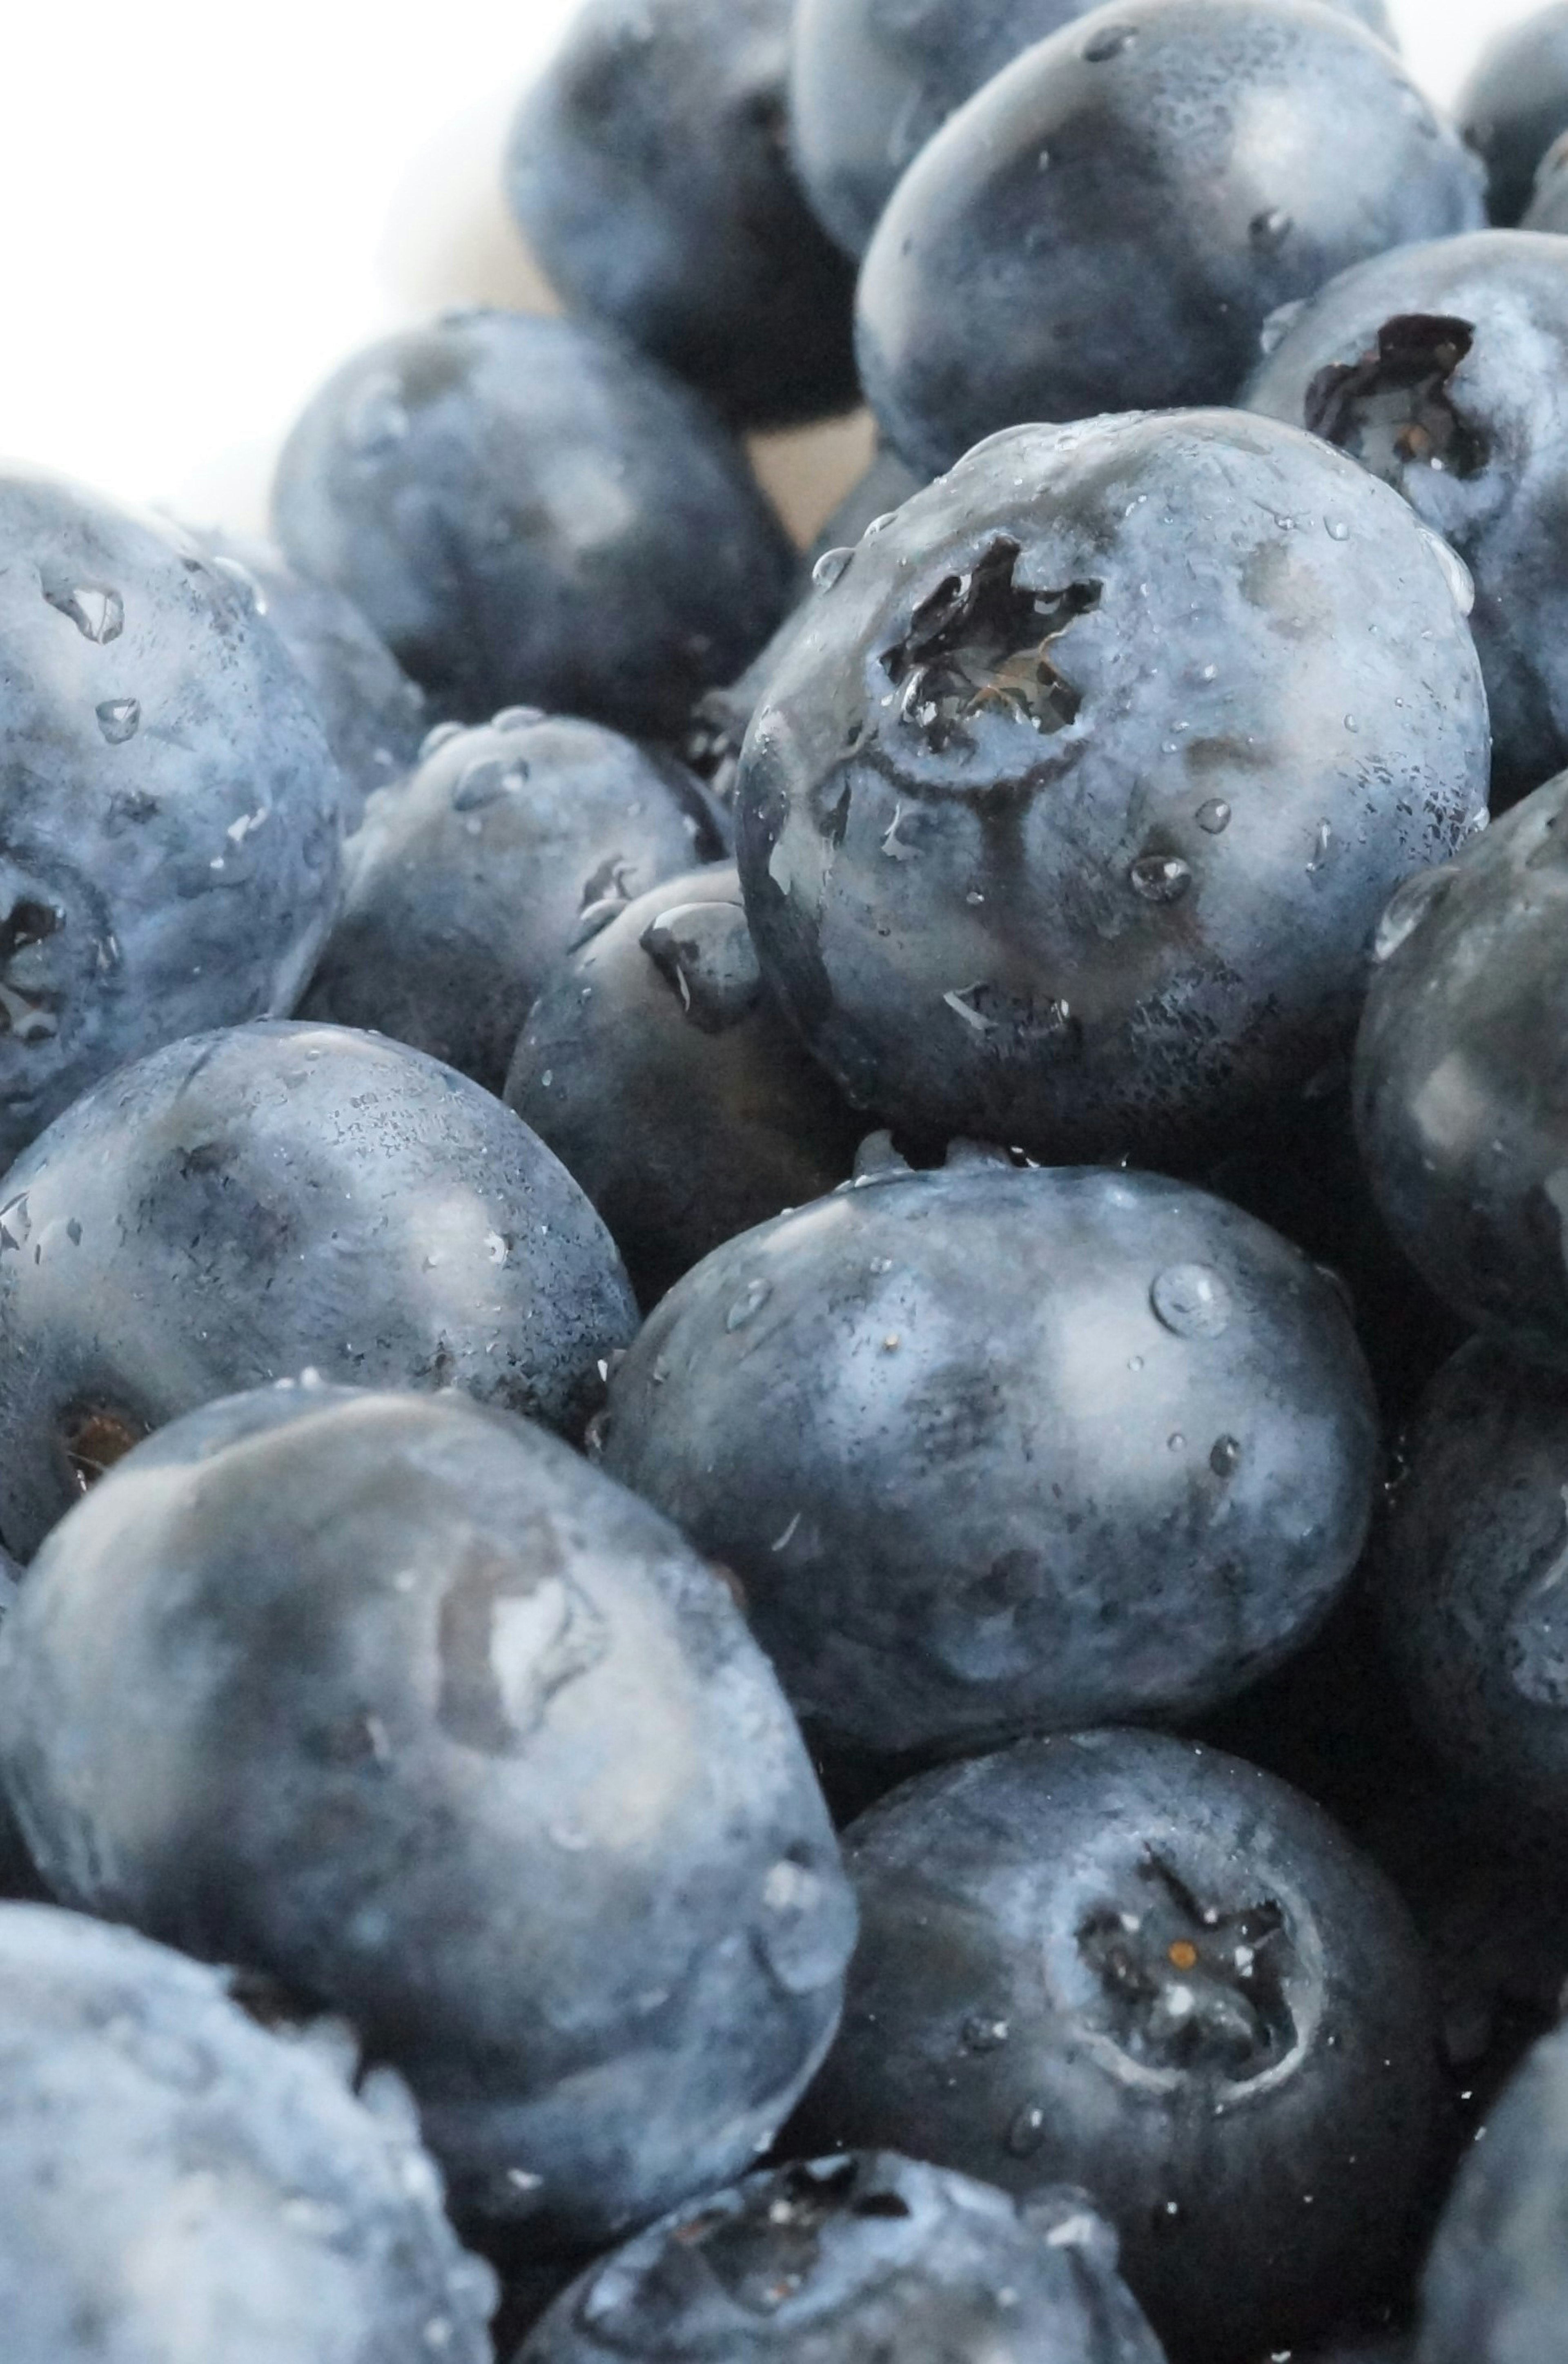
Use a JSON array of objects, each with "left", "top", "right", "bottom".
[
  {"left": 0, "top": 469, "right": 342, "bottom": 1173},
  {"left": 0, "top": 1020, "right": 637, "bottom": 1557},
  {"left": 506, "top": 0, "right": 857, "bottom": 429},
  {"left": 303, "top": 714, "right": 726, "bottom": 1095},
  {"left": 192, "top": 525, "right": 427, "bottom": 830},
  {"left": 272, "top": 310, "right": 794, "bottom": 738},
  {"left": 506, "top": 865, "right": 859, "bottom": 1309},
  {"left": 789, "top": 0, "right": 1396, "bottom": 263},
  {"left": 1244, "top": 230, "right": 1568, "bottom": 808},
  {"left": 737, "top": 411, "right": 1489, "bottom": 1168},
  {"left": 0, "top": 1902, "right": 495, "bottom": 2363},
  {"left": 791, "top": 1729, "right": 1443, "bottom": 2362},
  {"left": 516, "top": 2151, "right": 1166, "bottom": 2364},
  {"left": 1418, "top": 2012, "right": 1568, "bottom": 2361},
  {"left": 601, "top": 1162, "right": 1379, "bottom": 1764},
  {"left": 855, "top": 0, "right": 1482, "bottom": 474},
  {"left": 1457, "top": 2, "right": 1568, "bottom": 225},
  {"left": 1353, "top": 770, "right": 1568, "bottom": 1366},
  {"left": 0, "top": 1384, "right": 856, "bottom": 2244}
]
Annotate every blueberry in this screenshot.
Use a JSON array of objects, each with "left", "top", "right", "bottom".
[
  {"left": 855, "top": 0, "right": 1482, "bottom": 474},
  {"left": 1243, "top": 230, "right": 1568, "bottom": 808},
  {"left": 791, "top": 1729, "right": 1443, "bottom": 2362},
  {"left": 0, "top": 1383, "right": 856, "bottom": 2244},
  {"left": 272, "top": 310, "right": 794, "bottom": 737},
  {"left": 601, "top": 1162, "right": 1378, "bottom": 1766},
  {"left": 303, "top": 715, "right": 727, "bottom": 1095},
  {"left": 736, "top": 410, "right": 1488, "bottom": 1168},
  {"left": 516, "top": 2151, "right": 1166, "bottom": 2364},
  {"left": 1418, "top": 2011, "right": 1568, "bottom": 2361},
  {"left": 0, "top": 1901, "right": 495, "bottom": 2362},
  {"left": 789, "top": 0, "right": 1396, "bottom": 263},
  {"left": 0, "top": 470, "right": 343, "bottom": 1173},
  {"left": 0, "top": 1019, "right": 637, "bottom": 1558},
  {"left": 1457, "top": 2, "right": 1568, "bottom": 225},
  {"left": 506, "top": 0, "right": 857, "bottom": 430},
  {"left": 191, "top": 524, "right": 427, "bottom": 830},
  {"left": 1353, "top": 770, "right": 1568, "bottom": 1367},
  {"left": 506, "top": 865, "right": 860, "bottom": 1309}
]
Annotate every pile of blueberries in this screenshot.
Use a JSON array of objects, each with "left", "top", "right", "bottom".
[{"left": 19, "top": 0, "right": 1568, "bottom": 2356}]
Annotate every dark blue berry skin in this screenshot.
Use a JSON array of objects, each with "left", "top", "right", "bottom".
[
  {"left": 1375, "top": 1340, "right": 1568, "bottom": 1832},
  {"left": 854, "top": 0, "right": 1483, "bottom": 476},
  {"left": 0, "top": 1384, "right": 856, "bottom": 2246},
  {"left": 601, "top": 1162, "right": 1379, "bottom": 1766},
  {"left": 192, "top": 526, "right": 428, "bottom": 832},
  {"left": 789, "top": 0, "right": 1396, "bottom": 262},
  {"left": 0, "top": 1902, "right": 496, "bottom": 2364},
  {"left": 0, "top": 470, "right": 343, "bottom": 1175},
  {"left": 1457, "top": 2, "right": 1568, "bottom": 225},
  {"left": 736, "top": 411, "right": 1489, "bottom": 1170},
  {"left": 517, "top": 2151, "right": 1167, "bottom": 2364},
  {"left": 791, "top": 1730, "right": 1444, "bottom": 2364},
  {"left": 506, "top": 0, "right": 857, "bottom": 430},
  {"left": 1418, "top": 2014, "right": 1568, "bottom": 2362},
  {"left": 506, "top": 865, "right": 860, "bottom": 1310},
  {"left": 0, "top": 1552, "right": 40, "bottom": 1899},
  {"left": 1244, "top": 230, "right": 1568, "bottom": 810},
  {"left": 0, "top": 1020, "right": 637, "bottom": 1559},
  {"left": 272, "top": 311, "right": 794, "bottom": 740},
  {"left": 303, "top": 715, "right": 727, "bottom": 1096},
  {"left": 1353, "top": 770, "right": 1568, "bottom": 1369}
]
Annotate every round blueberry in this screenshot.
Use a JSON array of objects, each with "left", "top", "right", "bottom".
[
  {"left": 791, "top": 1728, "right": 1443, "bottom": 2361},
  {"left": 1457, "top": 2, "right": 1568, "bottom": 225},
  {"left": 0, "top": 1019, "right": 637, "bottom": 1557},
  {"left": 736, "top": 410, "right": 1488, "bottom": 1168},
  {"left": 271, "top": 310, "right": 794, "bottom": 737},
  {"left": 0, "top": 1384, "right": 856, "bottom": 2244}
]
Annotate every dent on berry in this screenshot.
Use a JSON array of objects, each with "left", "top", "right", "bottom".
[
  {"left": 1305, "top": 314, "right": 1485, "bottom": 479},
  {"left": 883, "top": 540, "right": 1101, "bottom": 753}
]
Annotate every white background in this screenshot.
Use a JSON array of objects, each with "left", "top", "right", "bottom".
[{"left": 0, "top": 0, "right": 1535, "bottom": 546}]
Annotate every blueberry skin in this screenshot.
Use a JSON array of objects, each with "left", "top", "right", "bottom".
[
  {"left": 1418, "top": 2013, "right": 1568, "bottom": 2362},
  {"left": 791, "top": 1729, "right": 1443, "bottom": 2363},
  {"left": 0, "top": 469, "right": 343, "bottom": 1173},
  {"left": 1521, "top": 128, "right": 1568, "bottom": 232},
  {"left": 1457, "top": 2, "right": 1568, "bottom": 226},
  {"left": 272, "top": 310, "right": 794, "bottom": 738},
  {"left": 0, "top": 1902, "right": 495, "bottom": 2364},
  {"left": 0, "top": 1020, "right": 637, "bottom": 1558},
  {"left": 1353, "top": 770, "right": 1568, "bottom": 1367},
  {"left": 0, "top": 1551, "right": 40, "bottom": 1898},
  {"left": 0, "top": 1383, "right": 856, "bottom": 2244},
  {"left": 517, "top": 2151, "right": 1167, "bottom": 2364},
  {"left": 1243, "top": 230, "right": 1568, "bottom": 809},
  {"left": 737, "top": 410, "right": 1489, "bottom": 1168},
  {"left": 506, "top": 866, "right": 860, "bottom": 1310},
  {"left": 855, "top": 0, "right": 1482, "bottom": 475},
  {"left": 506, "top": 0, "right": 857, "bottom": 430},
  {"left": 303, "top": 714, "right": 727, "bottom": 1095},
  {"left": 193, "top": 526, "right": 428, "bottom": 831},
  {"left": 788, "top": 0, "right": 1396, "bottom": 263},
  {"left": 601, "top": 1163, "right": 1379, "bottom": 1764}
]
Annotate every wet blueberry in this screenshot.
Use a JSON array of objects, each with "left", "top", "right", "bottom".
[
  {"left": 303, "top": 714, "right": 727, "bottom": 1095},
  {"left": 506, "top": 865, "right": 860, "bottom": 1310},
  {"left": 1457, "top": 1, "right": 1568, "bottom": 225},
  {"left": 272, "top": 310, "right": 794, "bottom": 737},
  {"left": 737, "top": 410, "right": 1488, "bottom": 1169},
  {"left": 0, "top": 1020, "right": 637, "bottom": 1557},
  {"left": 791, "top": 1728, "right": 1443, "bottom": 2362},
  {"left": 0, "top": 1384, "right": 856, "bottom": 2244}
]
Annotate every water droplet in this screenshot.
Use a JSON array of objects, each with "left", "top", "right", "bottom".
[
  {"left": 1372, "top": 864, "right": 1454, "bottom": 963},
  {"left": 211, "top": 553, "right": 267, "bottom": 611},
  {"left": 1343, "top": 714, "right": 1358, "bottom": 733},
  {"left": 1168, "top": 1432, "right": 1186, "bottom": 1452},
  {"left": 95, "top": 697, "right": 140, "bottom": 745},
  {"left": 452, "top": 755, "right": 526, "bottom": 812},
  {"left": 863, "top": 511, "right": 898, "bottom": 540},
  {"left": 1258, "top": 298, "right": 1307, "bottom": 357},
  {"left": 1036, "top": 145, "right": 1052, "bottom": 171},
  {"left": 962, "top": 2014, "right": 1010, "bottom": 2053},
  {"left": 346, "top": 376, "right": 410, "bottom": 457},
  {"left": 1249, "top": 207, "right": 1292, "bottom": 249},
  {"left": 756, "top": 1857, "right": 857, "bottom": 1994},
  {"left": 1419, "top": 526, "right": 1475, "bottom": 616},
  {"left": 1082, "top": 22, "right": 1136, "bottom": 59},
  {"left": 419, "top": 721, "right": 466, "bottom": 763},
  {"left": 45, "top": 582, "right": 123, "bottom": 643},
  {"left": 1306, "top": 820, "right": 1332, "bottom": 874},
  {"left": 1129, "top": 853, "right": 1193, "bottom": 905},
  {"left": 1324, "top": 516, "right": 1351, "bottom": 542},
  {"left": 812, "top": 546, "right": 853, "bottom": 591},
  {"left": 1006, "top": 2101, "right": 1048, "bottom": 2156},
  {"left": 726, "top": 1278, "right": 772, "bottom": 1333},
  {"left": 1196, "top": 798, "right": 1231, "bottom": 834},
  {"left": 492, "top": 705, "right": 545, "bottom": 732},
  {"left": 1199, "top": 662, "right": 1218, "bottom": 681},
  {"left": 1150, "top": 1263, "right": 1232, "bottom": 1339},
  {"left": 1210, "top": 1435, "right": 1242, "bottom": 1478}
]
